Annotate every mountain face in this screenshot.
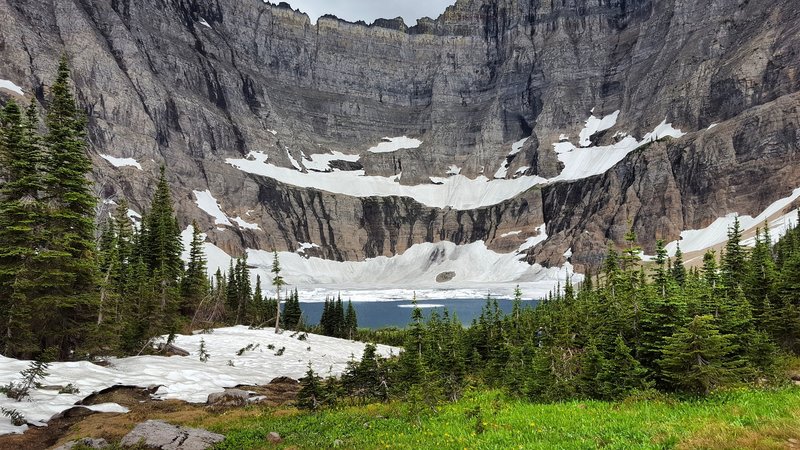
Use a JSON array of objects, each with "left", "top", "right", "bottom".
[{"left": 0, "top": 0, "right": 798, "bottom": 275}]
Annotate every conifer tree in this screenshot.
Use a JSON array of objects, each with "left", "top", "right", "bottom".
[
  {"left": 0, "top": 100, "right": 43, "bottom": 357},
  {"left": 180, "top": 221, "right": 208, "bottom": 316},
  {"left": 36, "top": 57, "right": 99, "bottom": 358},
  {"left": 344, "top": 300, "right": 358, "bottom": 340},
  {"left": 271, "top": 251, "right": 285, "bottom": 332},
  {"left": 297, "top": 363, "right": 325, "bottom": 410},
  {"left": 658, "top": 315, "right": 734, "bottom": 395}
]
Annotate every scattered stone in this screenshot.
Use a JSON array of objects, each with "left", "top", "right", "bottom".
[
  {"left": 332, "top": 438, "right": 344, "bottom": 447},
  {"left": 267, "top": 431, "right": 282, "bottom": 443},
  {"left": 436, "top": 271, "right": 456, "bottom": 282},
  {"left": 53, "top": 437, "right": 109, "bottom": 449},
  {"left": 206, "top": 389, "right": 250, "bottom": 407},
  {"left": 120, "top": 420, "right": 224, "bottom": 449}
]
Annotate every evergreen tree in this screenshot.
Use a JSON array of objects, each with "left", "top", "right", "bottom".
[
  {"left": 297, "top": 363, "right": 325, "bottom": 410},
  {"left": 180, "top": 221, "right": 208, "bottom": 316},
  {"left": 658, "top": 315, "right": 734, "bottom": 395},
  {"left": 35, "top": 57, "right": 99, "bottom": 358},
  {"left": 0, "top": 100, "right": 43, "bottom": 357},
  {"left": 344, "top": 300, "right": 358, "bottom": 340},
  {"left": 271, "top": 251, "right": 285, "bottom": 332}
]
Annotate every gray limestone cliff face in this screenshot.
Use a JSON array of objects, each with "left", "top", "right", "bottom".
[{"left": 0, "top": 0, "right": 798, "bottom": 267}]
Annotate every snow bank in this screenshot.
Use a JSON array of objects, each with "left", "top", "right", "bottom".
[
  {"left": 0, "top": 327, "right": 398, "bottom": 435},
  {"left": 302, "top": 150, "right": 360, "bottom": 172},
  {"left": 193, "top": 190, "right": 232, "bottom": 227},
  {"left": 518, "top": 224, "right": 548, "bottom": 252},
  {"left": 366, "top": 136, "right": 422, "bottom": 154},
  {"left": 198, "top": 18, "right": 211, "bottom": 28},
  {"left": 0, "top": 79, "right": 23, "bottom": 96},
  {"left": 494, "top": 137, "right": 529, "bottom": 179},
  {"left": 551, "top": 118, "right": 685, "bottom": 182},
  {"left": 99, "top": 154, "right": 142, "bottom": 170},
  {"left": 227, "top": 151, "right": 546, "bottom": 210},
  {"left": 663, "top": 187, "right": 800, "bottom": 255},
  {"left": 231, "top": 216, "right": 260, "bottom": 230},
  {"left": 579, "top": 110, "right": 619, "bottom": 147}
]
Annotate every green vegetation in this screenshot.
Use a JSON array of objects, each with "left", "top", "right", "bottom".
[{"left": 210, "top": 387, "right": 800, "bottom": 449}]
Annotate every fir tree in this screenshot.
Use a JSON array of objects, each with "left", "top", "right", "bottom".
[
  {"left": 658, "top": 315, "right": 734, "bottom": 395},
  {"left": 297, "top": 363, "right": 325, "bottom": 410},
  {"left": 180, "top": 221, "right": 208, "bottom": 316},
  {"left": 344, "top": 300, "right": 358, "bottom": 340},
  {"left": 271, "top": 251, "right": 285, "bottom": 333}
]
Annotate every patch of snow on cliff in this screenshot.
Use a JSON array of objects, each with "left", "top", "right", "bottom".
[
  {"left": 286, "top": 148, "right": 302, "bottom": 171},
  {"left": 303, "top": 150, "right": 360, "bottom": 172},
  {"left": 0, "top": 79, "right": 24, "bottom": 96},
  {"left": 579, "top": 110, "right": 619, "bottom": 147},
  {"left": 193, "top": 190, "right": 233, "bottom": 227},
  {"left": 231, "top": 217, "right": 261, "bottom": 230},
  {"left": 99, "top": 154, "right": 142, "bottom": 170},
  {"left": 0, "top": 327, "right": 397, "bottom": 435},
  {"left": 662, "top": 187, "right": 800, "bottom": 256},
  {"left": 297, "top": 242, "right": 320, "bottom": 254},
  {"left": 228, "top": 151, "right": 546, "bottom": 209},
  {"left": 198, "top": 18, "right": 211, "bottom": 28},
  {"left": 707, "top": 123, "right": 718, "bottom": 130},
  {"left": 500, "top": 230, "right": 522, "bottom": 238},
  {"left": 494, "top": 137, "right": 529, "bottom": 179},
  {"left": 518, "top": 224, "right": 548, "bottom": 252},
  {"left": 552, "top": 119, "right": 685, "bottom": 182},
  {"left": 367, "top": 136, "right": 422, "bottom": 154},
  {"left": 447, "top": 165, "right": 461, "bottom": 175}
]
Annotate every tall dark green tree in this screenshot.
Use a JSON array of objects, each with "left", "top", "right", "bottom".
[
  {"left": 180, "top": 221, "right": 208, "bottom": 316},
  {"left": 34, "top": 57, "right": 99, "bottom": 358}
]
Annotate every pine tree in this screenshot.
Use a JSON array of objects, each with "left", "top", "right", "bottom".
[
  {"left": 672, "top": 244, "right": 686, "bottom": 287},
  {"left": 271, "top": 251, "right": 285, "bottom": 333},
  {"left": 344, "top": 300, "right": 358, "bottom": 340},
  {"left": 297, "top": 363, "right": 325, "bottom": 410},
  {"left": 180, "top": 221, "right": 208, "bottom": 316},
  {"left": 658, "top": 315, "right": 734, "bottom": 395},
  {"left": 35, "top": 57, "right": 99, "bottom": 358},
  {"left": 0, "top": 100, "right": 43, "bottom": 357}
]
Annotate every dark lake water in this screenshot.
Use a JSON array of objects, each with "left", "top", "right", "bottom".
[{"left": 296, "top": 298, "right": 540, "bottom": 329}]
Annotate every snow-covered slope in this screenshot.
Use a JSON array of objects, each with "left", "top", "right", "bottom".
[{"left": 0, "top": 327, "right": 398, "bottom": 435}]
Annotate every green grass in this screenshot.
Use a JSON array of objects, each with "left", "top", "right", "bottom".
[{"left": 208, "top": 387, "right": 800, "bottom": 449}]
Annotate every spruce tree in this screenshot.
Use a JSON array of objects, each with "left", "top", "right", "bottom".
[
  {"left": 271, "top": 251, "right": 285, "bottom": 332},
  {"left": 658, "top": 315, "right": 734, "bottom": 395},
  {"left": 0, "top": 100, "right": 43, "bottom": 357},
  {"left": 36, "top": 57, "right": 99, "bottom": 358},
  {"left": 344, "top": 300, "right": 358, "bottom": 340},
  {"left": 180, "top": 221, "right": 208, "bottom": 316}
]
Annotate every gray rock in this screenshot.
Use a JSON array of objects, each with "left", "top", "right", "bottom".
[
  {"left": 0, "top": 0, "right": 798, "bottom": 270},
  {"left": 206, "top": 389, "right": 250, "bottom": 407},
  {"left": 266, "top": 432, "right": 282, "bottom": 443},
  {"left": 120, "top": 420, "right": 224, "bottom": 450},
  {"left": 436, "top": 271, "right": 456, "bottom": 283},
  {"left": 53, "top": 438, "right": 109, "bottom": 450}
]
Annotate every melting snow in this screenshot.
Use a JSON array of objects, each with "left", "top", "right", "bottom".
[
  {"left": 231, "top": 216, "right": 261, "bottom": 230},
  {"left": 0, "top": 79, "right": 23, "bottom": 96},
  {"left": 397, "top": 304, "right": 445, "bottom": 309},
  {"left": 302, "top": 150, "right": 360, "bottom": 172},
  {"left": 193, "top": 190, "right": 232, "bottom": 227},
  {"left": 707, "top": 123, "right": 718, "bottom": 130},
  {"left": 297, "top": 242, "right": 320, "bottom": 253},
  {"left": 518, "top": 224, "right": 548, "bottom": 252},
  {"left": 663, "top": 187, "right": 800, "bottom": 255},
  {"left": 198, "top": 18, "right": 211, "bottom": 28},
  {"left": 286, "top": 148, "right": 302, "bottom": 171},
  {"left": 447, "top": 165, "right": 461, "bottom": 176},
  {"left": 267, "top": 129, "right": 278, "bottom": 135},
  {"left": 579, "top": 110, "right": 619, "bottom": 147},
  {"left": 0, "top": 327, "right": 397, "bottom": 435},
  {"left": 494, "top": 137, "right": 529, "bottom": 179},
  {"left": 366, "top": 136, "right": 422, "bottom": 154},
  {"left": 228, "top": 151, "right": 547, "bottom": 210},
  {"left": 99, "top": 154, "right": 142, "bottom": 170},
  {"left": 500, "top": 230, "right": 522, "bottom": 238}
]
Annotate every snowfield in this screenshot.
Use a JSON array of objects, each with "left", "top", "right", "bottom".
[
  {"left": 227, "top": 115, "right": 684, "bottom": 209},
  {"left": 0, "top": 327, "right": 398, "bottom": 435},
  {"left": 99, "top": 154, "right": 142, "bottom": 170},
  {"left": 0, "top": 79, "right": 24, "bottom": 96}
]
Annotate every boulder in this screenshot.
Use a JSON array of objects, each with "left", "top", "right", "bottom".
[
  {"left": 120, "top": 420, "right": 224, "bottom": 450},
  {"left": 206, "top": 389, "right": 250, "bottom": 407},
  {"left": 267, "top": 432, "right": 282, "bottom": 443}
]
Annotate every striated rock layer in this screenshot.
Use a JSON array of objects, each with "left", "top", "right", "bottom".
[{"left": 0, "top": 0, "right": 798, "bottom": 273}]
